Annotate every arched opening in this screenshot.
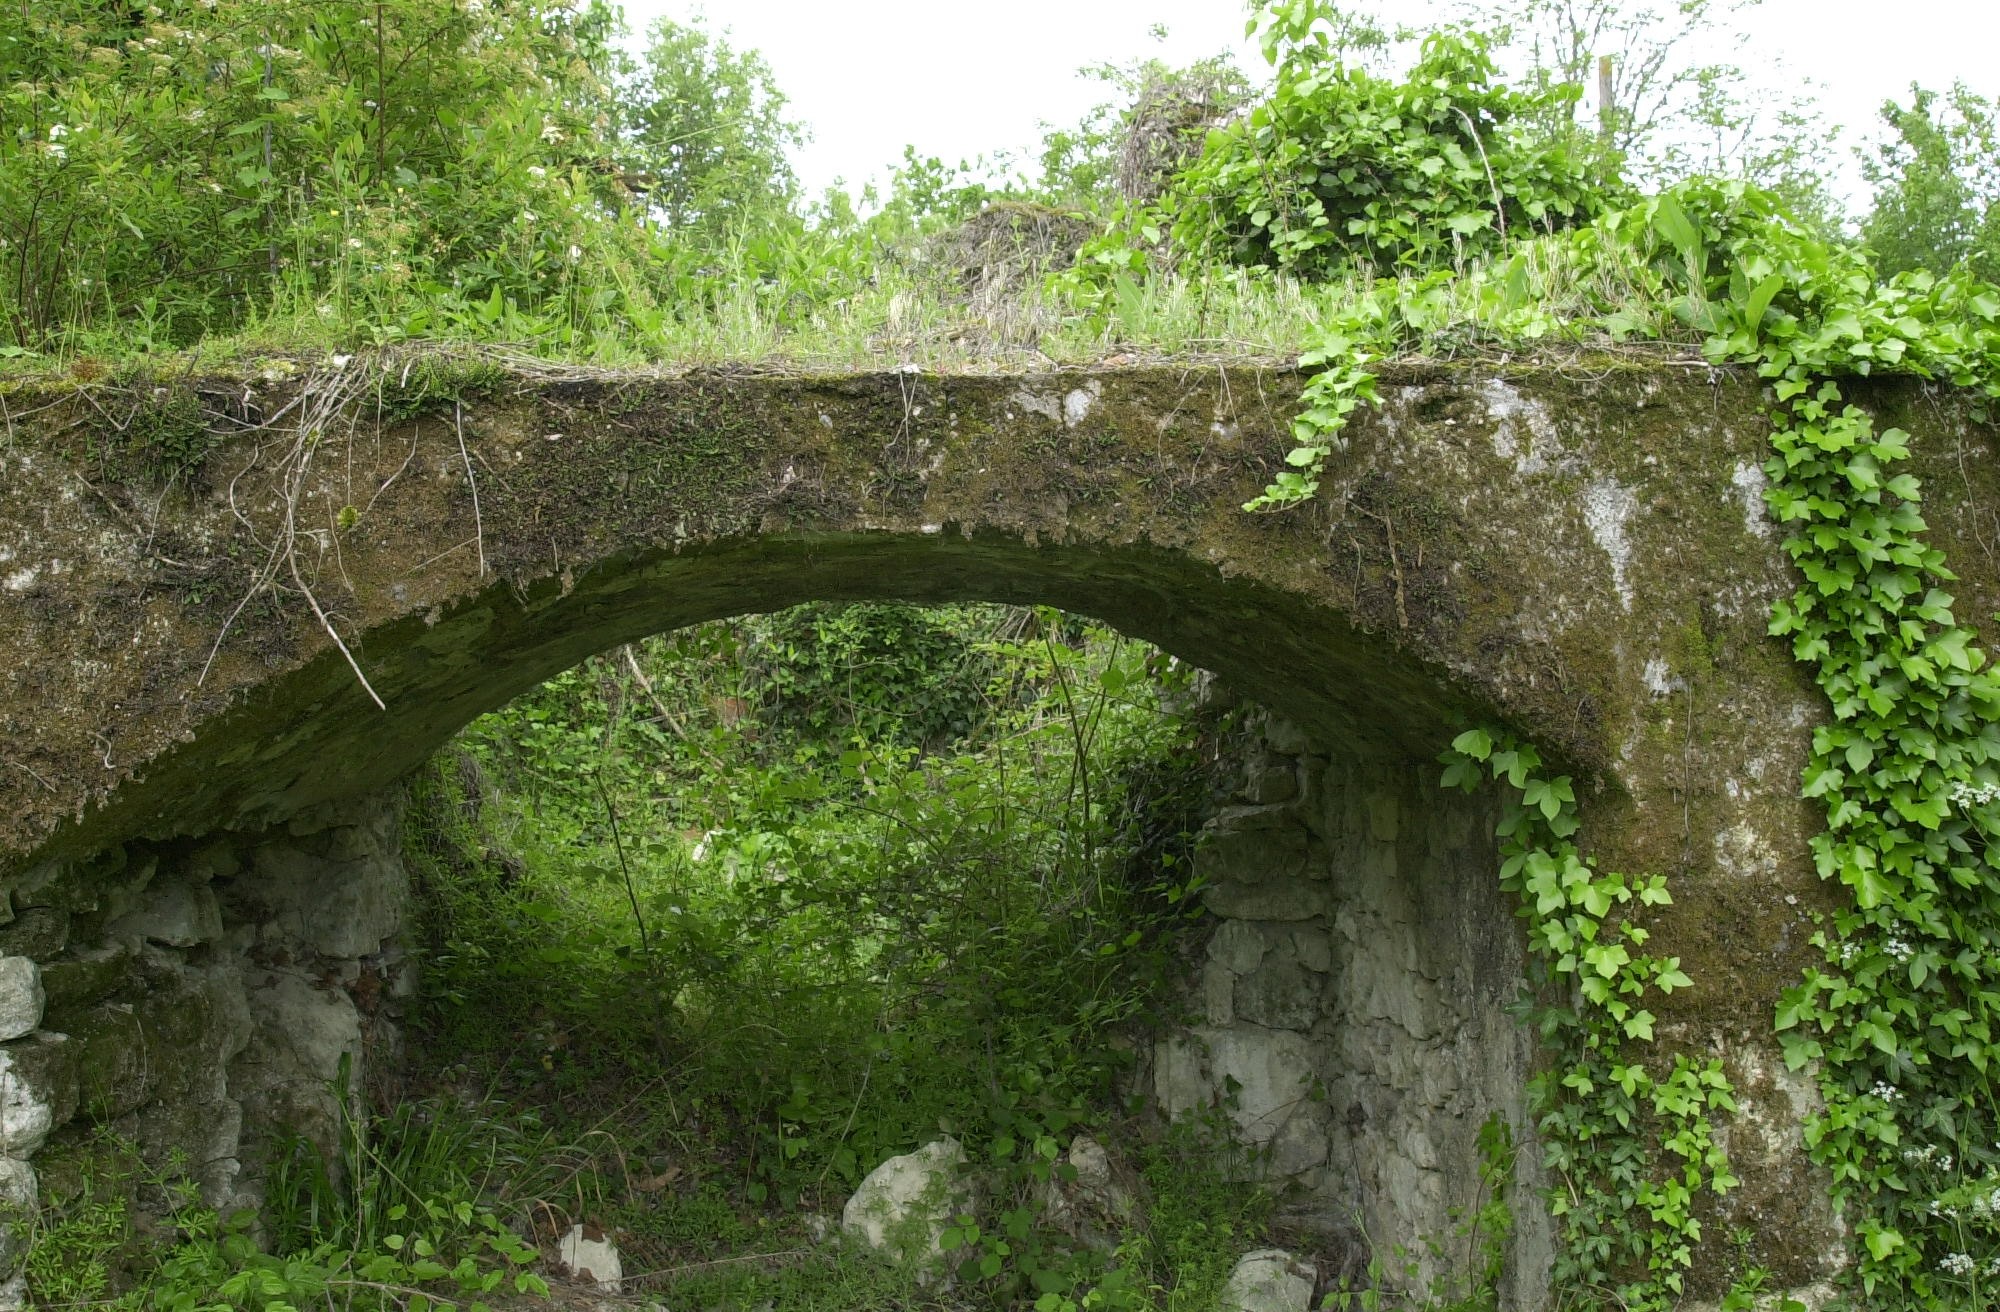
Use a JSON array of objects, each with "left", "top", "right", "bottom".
[{"left": 4, "top": 587, "right": 1541, "bottom": 1308}]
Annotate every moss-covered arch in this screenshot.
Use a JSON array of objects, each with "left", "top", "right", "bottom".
[
  {"left": 0, "top": 359, "right": 1674, "bottom": 868},
  {"left": 8, "top": 358, "right": 1992, "bottom": 1301}
]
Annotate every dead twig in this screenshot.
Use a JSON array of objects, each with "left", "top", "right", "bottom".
[{"left": 454, "top": 401, "right": 486, "bottom": 578}]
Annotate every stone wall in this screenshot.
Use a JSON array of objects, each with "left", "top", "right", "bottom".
[
  {"left": 0, "top": 791, "right": 411, "bottom": 1299},
  {"left": 0, "top": 714, "right": 1559, "bottom": 1305},
  {"left": 1143, "top": 708, "right": 1555, "bottom": 1307}
]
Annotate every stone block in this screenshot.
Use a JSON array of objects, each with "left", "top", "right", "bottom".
[
  {"left": 1202, "top": 959, "right": 1235, "bottom": 1025},
  {"left": 1289, "top": 927, "right": 1333, "bottom": 974},
  {"left": 841, "top": 1138, "right": 974, "bottom": 1267},
  {"left": 0, "top": 1159, "right": 34, "bottom": 1212},
  {"left": 1367, "top": 791, "right": 1400, "bottom": 843},
  {"left": 1218, "top": 1249, "right": 1315, "bottom": 1312},
  {"left": 1205, "top": 921, "right": 1270, "bottom": 975},
  {"left": 246, "top": 840, "right": 407, "bottom": 959},
  {"left": 0, "top": 963, "right": 42, "bottom": 1043},
  {"left": 0, "top": 1037, "right": 74, "bottom": 1158},
  {"left": 1240, "top": 762, "right": 1298, "bottom": 805},
  {"left": 107, "top": 881, "right": 223, "bottom": 949},
  {"left": 0, "top": 910, "right": 68, "bottom": 962},
  {"left": 40, "top": 948, "right": 136, "bottom": 1015},
  {"left": 1234, "top": 957, "right": 1321, "bottom": 1031},
  {"left": 1203, "top": 877, "right": 1324, "bottom": 922}
]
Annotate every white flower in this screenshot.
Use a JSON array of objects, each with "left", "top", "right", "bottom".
[
  {"left": 346, "top": 237, "right": 363, "bottom": 249},
  {"left": 1885, "top": 935, "right": 1913, "bottom": 962},
  {"left": 1950, "top": 779, "right": 2000, "bottom": 809},
  {"left": 45, "top": 143, "right": 65, "bottom": 161},
  {"left": 540, "top": 121, "right": 563, "bottom": 144},
  {"left": 330, "top": 354, "right": 352, "bottom": 368},
  {"left": 1941, "top": 1252, "right": 1975, "bottom": 1277},
  {"left": 316, "top": 303, "right": 334, "bottom": 318},
  {"left": 567, "top": 245, "right": 581, "bottom": 262},
  {"left": 527, "top": 165, "right": 546, "bottom": 179},
  {"left": 48, "top": 124, "right": 68, "bottom": 139},
  {"left": 520, "top": 211, "right": 536, "bottom": 224},
  {"left": 1870, "top": 1081, "right": 1902, "bottom": 1102}
]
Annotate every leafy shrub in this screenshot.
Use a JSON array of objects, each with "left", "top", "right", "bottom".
[{"left": 1167, "top": 17, "right": 1613, "bottom": 277}]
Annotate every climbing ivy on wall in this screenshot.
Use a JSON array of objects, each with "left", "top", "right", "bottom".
[
  {"left": 1165, "top": 11, "right": 2000, "bottom": 1290},
  {"left": 1439, "top": 732, "right": 1734, "bottom": 1306},
  {"left": 1296, "top": 181, "right": 2000, "bottom": 1305},
  {"left": 1665, "top": 187, "right": 2000, "bottom": 1307}
]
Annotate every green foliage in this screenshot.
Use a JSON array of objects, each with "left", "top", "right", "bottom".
[
  {"left": 613, "top": 15, "right": 803, "bottom": 237},
  {"left": 1440, "top": 730, "right": 1733, "bottom": 1308},
  {"left": 1170, "top": 10, "right": 1611, "bottom": 278},
  {"left": 1633, "top": 185, "right": 2000, "bottom": 1307},
  {"left": 751, "top": 603, "right": 999, "bottom": 750},
  {"left": 21, "top": 1129, "right": 546, "bottom": 1311},
  {"left": 394, "top": 605, "right": 1267, "bottom": 1307},
  {"left": 1862, "top": 84, "right": 2000, "bottom": 284},
  {"left": 0, "top": 0, "right": 644, "bottom": 351},
  {"left": 1250, "top": 151, "right": 2000, "bottom": 1303}
]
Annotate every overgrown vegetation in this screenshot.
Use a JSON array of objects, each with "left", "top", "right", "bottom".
[{"left": 389, "top": 604, "right": 1267, "bottom": 1311}]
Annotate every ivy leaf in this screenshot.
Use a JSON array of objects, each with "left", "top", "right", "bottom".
[{"left": 1450, "top": 728, "right": 1494, "bottom": 761}]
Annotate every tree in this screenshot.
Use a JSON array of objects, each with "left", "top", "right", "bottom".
[
  {"left": 0, "top": 0, "right": 633, "bottom": 346},
  {"left": 614, "top": 16, "right": 803, "bottom": 238},
  {"left": 1862, "top": 83, "right": 2000, "bottom": 282},
  {"left": 1459, "top": 0, "right": 1841, "bottom": 224}
]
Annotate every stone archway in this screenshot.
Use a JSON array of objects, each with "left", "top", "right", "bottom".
[{"left": 6, "top": 357, "right": 1985, "bottom": 1302}]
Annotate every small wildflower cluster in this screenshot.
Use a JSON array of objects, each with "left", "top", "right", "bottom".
[
  {"left": 1904, "top": 1143, "right": 1956, "bottom": 1172},
  {"left": 1950, "top": 779, "right": 2000, "bottom": 810}
]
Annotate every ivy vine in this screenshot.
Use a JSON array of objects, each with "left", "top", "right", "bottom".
[
  {"left": 1276, "top": 178, "right": 2000, "bottom": 1305},
  {"left": 1439, "top": 731, "right": 1735, "bottom": 1307}
]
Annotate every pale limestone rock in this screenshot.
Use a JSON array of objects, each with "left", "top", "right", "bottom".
[
  {"left": 1153, "top": 1027, "right": 1329, "bottom": 1176},
  {"left": 1206, "top": 920, "right": 1270, "bottom": 976},
  {"left": 0, "top": 962, "right": 41, "bottom": 1042},
  {"left": 1218, "top": 1249, "right": 1314, "bottom": 1312},
  {"left": 841, "top": 1138, "right": 972, "bottom": 1264},
  {"left": 0, "top": 1048, "right": 53, "bottom": 1158},
  {"left": 558, "top": 1224, "right": 621, "bottom": 1291},
  {"left": 0, "top": 1159, "right": 34, "bottom": 1211}
]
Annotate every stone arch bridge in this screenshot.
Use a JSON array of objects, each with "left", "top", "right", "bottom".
[{"left": 0, "top": 357, "right": 1994, "bottom": 1305}]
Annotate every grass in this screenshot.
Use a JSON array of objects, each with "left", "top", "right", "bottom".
[{"left": 0, "top": 219, "right": 1705, "bottom": 385}]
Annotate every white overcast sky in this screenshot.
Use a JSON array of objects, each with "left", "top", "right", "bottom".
[{"left": 618, "top": 0, "right": 2000, "bottom": 210}]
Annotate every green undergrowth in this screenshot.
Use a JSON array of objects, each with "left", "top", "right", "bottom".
[
  {"left": 18, "top": 1128, "right": 547, "bottom": 1311},
  {"left": 388, "top": 603, "right": 1288, "bottom": 1310}
]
